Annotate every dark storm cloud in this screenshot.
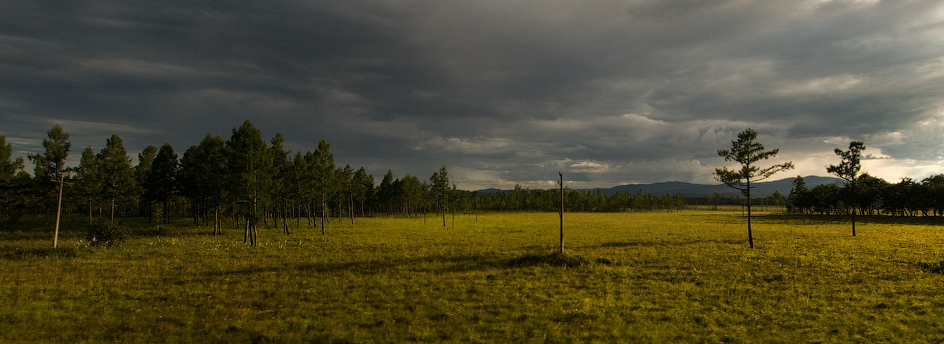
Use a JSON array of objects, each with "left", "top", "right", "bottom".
[{"left": 2, "top": 0, "right": 944, "bottom": 188}]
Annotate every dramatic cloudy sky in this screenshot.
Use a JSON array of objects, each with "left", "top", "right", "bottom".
[{"left": 3, "top": 0, "right": 944, "bottom": 190}]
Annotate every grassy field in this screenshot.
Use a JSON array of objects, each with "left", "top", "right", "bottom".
[{"left": 3, "top": 210, "right": 944, "bottom": 343}]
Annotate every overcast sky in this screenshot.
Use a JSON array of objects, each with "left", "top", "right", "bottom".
[{"left": 3, "top": 0, "right": 944, "bottom": 190}]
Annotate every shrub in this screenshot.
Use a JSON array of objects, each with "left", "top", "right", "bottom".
[{"left": 87, "top": 222, "right": 131, "bottom": 247}]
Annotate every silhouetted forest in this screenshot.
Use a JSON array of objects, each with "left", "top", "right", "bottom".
[
  {"left": 3, "top": 121, "right": 943, "bottom": 240},
  {"left": 786, "top": 174, "right": 944, "bottom": 217},
  {"left": 0, "top": 121, "right": 687, "bottom": 235}
]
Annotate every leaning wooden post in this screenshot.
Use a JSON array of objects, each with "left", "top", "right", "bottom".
[
  {"left": 558, "top": 171, "right": 564, "bottom": 254},
  {"left": 53, "top": 171, "right": 69, "bottom": 248}
]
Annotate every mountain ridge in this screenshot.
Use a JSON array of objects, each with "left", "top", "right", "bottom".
[
  {"left": 599, "top": 175, "right": 843, "bottom": 197},
  {"left": 476, "top": 176, "right": 843, "bottom": 197}
]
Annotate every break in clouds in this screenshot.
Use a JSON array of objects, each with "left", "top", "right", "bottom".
[{"left": 2, "top": 0, "right": 944, "bottom": 189}]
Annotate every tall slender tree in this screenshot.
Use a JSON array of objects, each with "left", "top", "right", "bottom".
[
  {"left": 179, "top": 135, "right": 227, "bottom": 233},
  {"left": 430, "top": 166, "right": 450, "bottom": 228},
  {"left": 826, "top": 141, "right": 865, "bottom": 236},
  {"left": 225, "top": 120, "right": 270, "bottom": 246},
  {"left": 97, "top": 135, "right": 136, "bottom": 223},
  {"left": 377, "top": 170, "right": 395, "bottom": 214},
  {"left": 293, "top": 152, "right": 315, "bottom": 227},
  {"left": 75, "top": 147, "right": 101, "bottom": 224},
  {"left": 312, "top": 140, "right": 335, "bottom": 234},
  {"left": 352, "top": 166, "right": 374, "bottom": 216},
  {"left": 0, "top": 136, "right": 25, "bottom": 220},
  {"left": 269, "top": 133, "right": 292, "bottom": 235},
  {"left": 28, "top": 124, "right": 71, "bottom": 182},
  {"left": 715, "top": 128, "right": 794, "bottom": 248},
  {"left": 0, "top": 136, "right": 23, "bottom": 183},
  {"left": 28, "top": 125, "right": 71, "bottom": 214},
  {"left": 147, "top": 143, "right": 178, "bottom": 225},
  {"left": 339, "top": 164, "right": 355, "bottom": 224},
  {"left": 135, "top": 145, "right": 158, "bottom": 220}
]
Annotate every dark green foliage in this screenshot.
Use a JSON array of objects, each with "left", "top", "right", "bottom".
[
  {"left": 225, "top": 120, "right": 272, "bottom": 245},
  {"left": 86, "top": 221, "right": 131, "bottom": 247},
  {"left": 715, "top": 128, "right": 794, "bottom": 248},
  {"left": 179, "top": 134, "right": 227, "bottom": 232},
  {"left": 430, "top": 166, "right": 450, "bottom": 227},
  {"left": 789, "top": 173, "right": 944, "bottom": 218},
  {"left": 146, "top": 143, "right": 178, "bottom": 224},
  {"left": 97, "top": 135, "right": 137, "bottom": 222},
  {"left": 0, "top": 135, "right": 24, "bottom": 183},
  {"left": 351, "top": 167, "right": 374, "bottom": 216},
  {"left": 0, "top": 136, "right": 25, "bottom": 220},
  {"left": 827, "top": 141, "right": 865, "bottom": 235},
  {"left": 27, "top": 124, "right": 71, "bottom": 182},
  {"left": 25, "top": 125, "right": 71, "bottom": 214}
]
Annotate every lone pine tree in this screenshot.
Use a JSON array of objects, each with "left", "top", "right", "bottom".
[
  {"left": 827, "top": 141, "right": 865, "bottom": 236},
  {"left": 715, "top": 128, "right": 794, "bottom": 248}
]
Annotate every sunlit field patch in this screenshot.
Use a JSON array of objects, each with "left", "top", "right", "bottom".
[{"left": 3, "top": 210, "right": 944, "bottom": 342}]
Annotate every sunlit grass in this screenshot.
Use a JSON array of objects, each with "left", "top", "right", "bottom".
[{"left": 3, "top": 210, "right": 944, "bottom": 342}]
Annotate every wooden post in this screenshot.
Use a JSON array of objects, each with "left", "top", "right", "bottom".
[
  {"left": 559, "top": 172, "right": 564, "bottom": 254},
  {"left": 53, "top": 171, "right": 69, "bottom": 248}
]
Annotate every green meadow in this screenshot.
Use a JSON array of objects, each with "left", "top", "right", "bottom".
[{"left": 3, "top": 210, "right": 944, "bottom": 343}]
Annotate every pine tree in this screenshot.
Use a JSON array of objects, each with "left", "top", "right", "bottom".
[
  {"left": 75, "top": 147, "right": 101, "bottom": 224},
  {"left": 27, "top": 125, "right": 71, "bottom": 213},
  {"left": 179, "top": 135, "right": 227, "bottom": 233},
  {"left": 97, "top": 135, "right": 136, "bottom": 223},
  {"left": 715, "top": 129, "right": 794, "bottom": 248},
  {"left": 827, "top": 141, "right": 865, "bottom": 236},
  {"left": 312, "top": 140, "right": 335, "bottom": 234},
  {"left": 352, "top": 167, "right": 374, "bottom": 217},
  {"left": 135, "top": 145, "right": 158, "bottom": 220},
  {"left": 225, "top": 120, "right": 270, "bottom": 246},
  {"left": 430, "top": 166, "right": 450, "bottom": 228},
  {"left": 0, "top": 136, "right": 25, "bottom": 220},
  {"left": 269, "top": 133, "right": 292, "bottom": 234},
  {"left": 148, "top": 143, "right": 178, "bottom": 225},
  {"left": 28, "top": 124, "right": 71, "bottom": 181}
]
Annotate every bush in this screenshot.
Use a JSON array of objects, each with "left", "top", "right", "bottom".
[{"left": 87, "top": 222, "right": 131, "bottom": 247}]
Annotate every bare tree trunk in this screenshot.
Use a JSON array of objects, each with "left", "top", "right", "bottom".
[
  {"left": 163, "top": 199, "right": 170, "bottom": 225},
  {"left": 243, "top": 217, "right": 249, "bottom": 244},
  {"left": 747, "top": 180, "right": 754, "bottom": 249},
  {"left": 251, "top": 223, "right": 258, "bottom": 246},
  {"left": 321, "top": 199, "right": 326, "bottom": 235}
]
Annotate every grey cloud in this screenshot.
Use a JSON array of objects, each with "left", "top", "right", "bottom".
[{"left": 2, "top": 0, "right": 944, "bottom": 189}]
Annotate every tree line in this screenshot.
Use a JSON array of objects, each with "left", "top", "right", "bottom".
[
  {"left": 787, "top": 174, "right": 944, "bottom": 217},
  {"left": 0, "top": 121, "right": 690, "bottom": 244}
]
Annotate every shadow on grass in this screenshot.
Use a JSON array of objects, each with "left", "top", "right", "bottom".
[
  {"left": 599, "top": 238, "right": 744, "bottom": 248},
  {"left": 918, "top": 260, "right": 944, "bottom": 274},
  {"left": 759, "top": 214, "right": 944, "bottom": 226},
  {"left": 0, "top": 246, "right": 83, "bottom": 260},
  {"left": 191, "top": 251, "right": 608, "bottom": 282}
]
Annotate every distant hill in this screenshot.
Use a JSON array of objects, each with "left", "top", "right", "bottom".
[
  {"left": 600, "top": 176, "right": 843, "bottom": 197},
  {"left": 473, "top": 176, "right": 844, "bottom": 197}
]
